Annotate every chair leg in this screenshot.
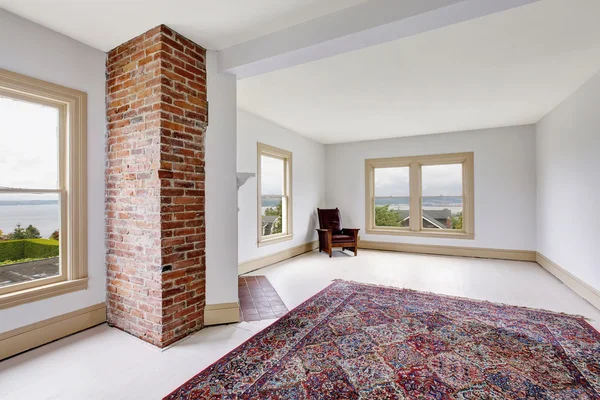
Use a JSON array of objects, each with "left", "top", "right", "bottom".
[
  {"left": 354, "top": 247, "right": 358, "bottom": 256},
  {"left": 329, "top": 250, "right": 332, "bottom": 258}
]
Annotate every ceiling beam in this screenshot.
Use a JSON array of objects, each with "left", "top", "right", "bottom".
[{"left": 219, "top": 0, "right": 539, "bottom": 79}]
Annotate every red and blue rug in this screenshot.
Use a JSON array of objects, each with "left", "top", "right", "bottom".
[{"left": 165, "top": 280, "right": 600, "bottom": 399}]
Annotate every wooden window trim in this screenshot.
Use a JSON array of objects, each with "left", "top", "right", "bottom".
[
  {"left": 0, "top": 68, "right": 88, "bottom": 309},
  {"left": 257, "top": 143, "right": 293, "bottom": 247},
  {"left": 365, "top": 152, "right": 474, "bottom": 239}
]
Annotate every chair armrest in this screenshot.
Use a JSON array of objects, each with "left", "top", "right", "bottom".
[
  {"left": 342, "top": 228, "right": 360, "bottom": 238},
  {"left": 316, "top": 228, "right": 332, "bottom": 237},
  {"left": 316, "top": 229, "right": 332, "bottom": 245}
]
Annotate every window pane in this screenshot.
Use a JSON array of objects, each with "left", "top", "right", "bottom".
[
  {"left": 261, "top": 155, "right": 284, "bottom": 196},
  {"left": 374, "top": 167, "right": 409, "bottom": 197},
  {"left": 374, "top": 198, "right": 409, "bottom": 227},
  {"left": 261, "top": 196, "right": 285, "bottom": 237},
  {"left": 421, "top": 164, "right": 462, "bottom": 196},
  {"left": 0, "top": 193, "right": 61, "bottom": 288},
  {"left": 0, "top": 96, "right": 60, "bottom": 189},
  {"left": 422, "top": 196, "right": 463, "bottom": 230}
]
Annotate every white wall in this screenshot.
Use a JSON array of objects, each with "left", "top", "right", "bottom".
[
  {"left": 205, "top": 51, "right": 239, "bottom": 305},
  {"left": 536, "top": 72, "right": 600, "bottom": 291},
  {"left": 325, "top": 126, "right": 537, "bottom": 250},
  {"left": 237, "top": 110, "right": 326, "bottom": 264},
  {"left": 0, "top": 10, "right": 106, "bottom": 332}
]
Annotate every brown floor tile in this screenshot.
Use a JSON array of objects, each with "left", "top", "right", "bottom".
[
  {"left": 238, "top": 275, "right": 289, "bottom": 322},
  {"left": 242, "top": 311, "right": 259, "bottom": 321}
]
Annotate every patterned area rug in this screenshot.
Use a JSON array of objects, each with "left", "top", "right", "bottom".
[{"left": 165, "top": 281, "right": 600, "bottom": 399}]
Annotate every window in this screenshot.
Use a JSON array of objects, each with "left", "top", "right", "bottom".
[
  {"left": 257, "top": 143, "right": 293, "bottom": 246},
  {"left": 0, "top": 68, "right": 87, "bottom": 309},
  {"left": 365, "top": 152, "right": 474, "bottom": 239}
]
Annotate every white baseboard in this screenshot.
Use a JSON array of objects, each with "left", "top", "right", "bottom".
[
  {"left": 0, "top": 302, "right": 106, "bottom": 361},
  {"left": 359, "top": 240, "right": 537, "bottom": 262},
  {"left": 238, "top": 240, "right": 319, "bottom": 275},
  {"left": 204, "top": 302, "right": 240, "bottom": 326},
  {"left": 536, "top": 252, "right": 600, "bottom": 310}
]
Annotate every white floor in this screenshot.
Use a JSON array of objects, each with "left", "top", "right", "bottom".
[{"left": 1, "top": 249, "right": 599, "bottom": 400}]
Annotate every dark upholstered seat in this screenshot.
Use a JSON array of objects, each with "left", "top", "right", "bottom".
[
  {"left": 316, "top": 208, "right": 359, "bottom": 257},
  {"left": 332, "top": 234, "right": 354, "bottom": 243}
]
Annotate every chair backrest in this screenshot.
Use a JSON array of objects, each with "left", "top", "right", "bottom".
[{"left": 317, "top": 208, "right": 343, "bottom": 234}]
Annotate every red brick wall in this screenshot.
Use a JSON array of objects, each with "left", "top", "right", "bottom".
[{"left": 106, "top": 25, "right": 208, "bottom": 347}]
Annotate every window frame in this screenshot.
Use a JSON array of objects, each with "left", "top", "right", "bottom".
[
  {"left": 365, "top": 152, "right": 474, "bottom": 239},
  {"left": 257, "top": 143, "right": 293, "bottom": 247},
  {"left": 0, "top": 68, "right": 88, "bottom": 309}
]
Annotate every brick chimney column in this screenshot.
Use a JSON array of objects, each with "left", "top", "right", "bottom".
[{"left": 106, "top": 25, "right": 208, "bottom": 347}]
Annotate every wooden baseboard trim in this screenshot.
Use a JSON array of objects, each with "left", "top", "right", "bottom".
[
  {"left": 0, "top": 302, "right": 106, "bottom": 361},
  {"left": 239, "top": 240, "right": 319, "bottom": 275},
  {"left": 359, "top": 240, "right": 537, "bottom": 262},
  {"left": 204, "top": 302, "right": 240, "bottom": 326},
  {"left": 536, "top": 253, "right": 600, "bottom": 310}
]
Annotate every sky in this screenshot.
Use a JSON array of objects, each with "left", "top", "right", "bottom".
[
  {"left": 375, "top": 167, "right": 409, "bottom": 196},
  {"left": 0, "top": 96, "right": 59, "bottom": 200},
  {"left": 375, "top": 163, "right": 462, "bottom": 197},
  {"left": 261, "top": 155, "right": 284, "bottom": 196}
]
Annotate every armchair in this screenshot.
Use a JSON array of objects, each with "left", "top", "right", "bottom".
[{"left": 316, "top": 208, "right": 360, "bottom": 257}]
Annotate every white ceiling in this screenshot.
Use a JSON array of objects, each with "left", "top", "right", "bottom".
[
  {"left": 238, "top": 0, "right": 600, "bottom": 144},
  {"left": 0, "top": 0, "right": 366, "bottom": 50}
]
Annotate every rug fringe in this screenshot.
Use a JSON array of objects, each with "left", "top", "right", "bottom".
[{"left": 331, "top": 279, "right": 592, "bottom": 321}]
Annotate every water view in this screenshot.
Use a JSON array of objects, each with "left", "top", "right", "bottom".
[{"left": 0, "top": 200, "right": 59, "bottom": 238}]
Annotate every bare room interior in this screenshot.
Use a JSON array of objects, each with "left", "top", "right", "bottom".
[{"left": 1, "top": 0, "right": 599, "bottom": 399}]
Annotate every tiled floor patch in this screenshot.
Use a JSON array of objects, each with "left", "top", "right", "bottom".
[{"left": 239, "top": 275, "right": 289, "bottom": 321}]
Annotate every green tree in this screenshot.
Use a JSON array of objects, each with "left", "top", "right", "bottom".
[
  {"left": 264, "top": 201, "right": 283, "bottom": 234},
  {"left": 7, "top": 223, "right": 42, "bottom": 240},
  {"left": 25, "top": 225, "right": 41, "bottom": 239},
  {"left": 451, "top": 212, "right": 463, "bottom": 230},
  {"left": 50, "top": 230, "right": 60, "bottom": 241},
  {"left": 264, "top": 202, "right": 282, "bottom": 217},
  {"left": 375, "top": 205, "right": 402, "bottom": 227},
  {"left": 8, "top": 223, "right": 27, "bottom": 240}
]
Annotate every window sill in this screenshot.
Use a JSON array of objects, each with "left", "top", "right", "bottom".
[
  {"left": 0, "top": 278, "right": 88, "bottom": 310},
  {"left": 366, "top": 228, "right": 474, "bottom": 240},
  {"left": 258, "top": 234, "right": 294, "bottom": 247}
]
